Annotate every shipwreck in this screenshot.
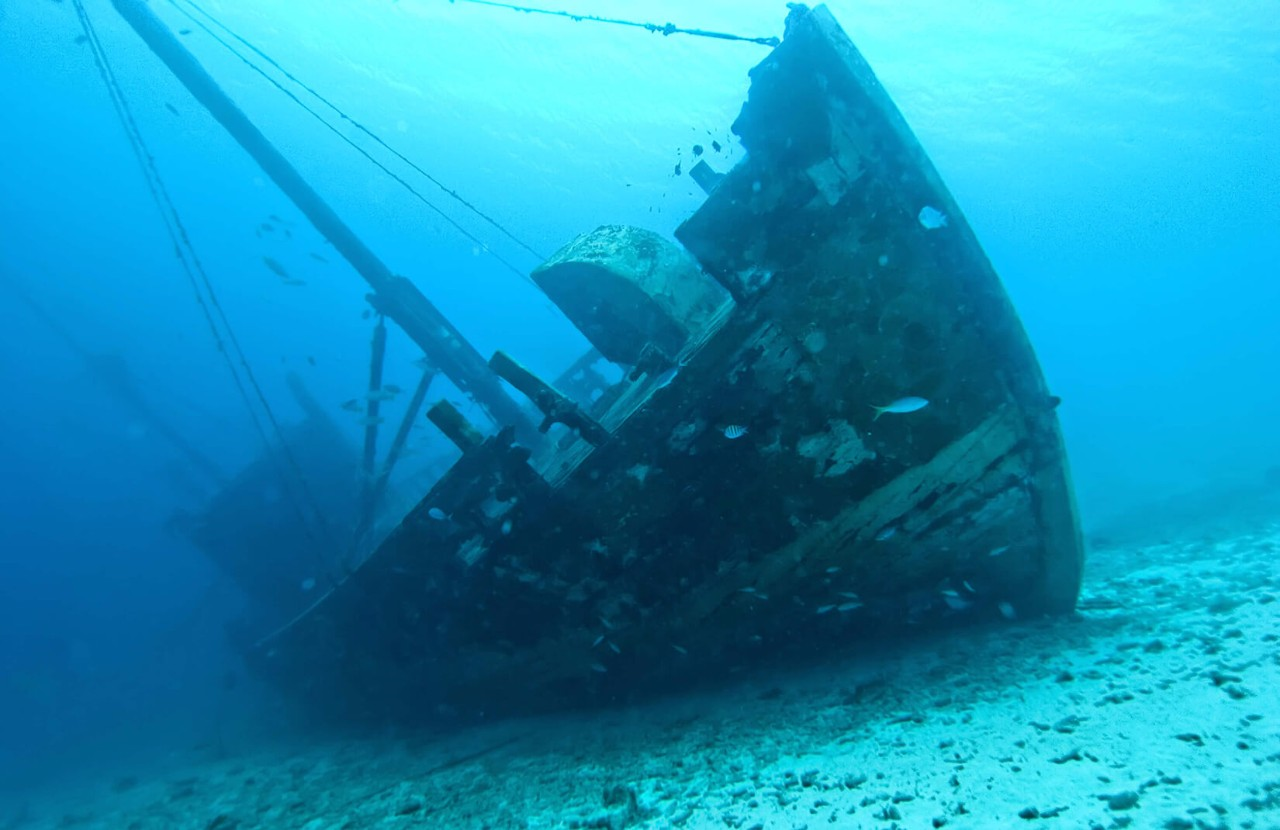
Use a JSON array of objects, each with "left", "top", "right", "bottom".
[{"left": 106, "top": 1, "right": 1082, "bottom": 720}]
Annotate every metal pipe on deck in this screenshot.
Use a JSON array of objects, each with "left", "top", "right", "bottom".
[
  {"left": 350, "top": 362, "right": 439, "bottom": 551},
  {"left": 376, "top": 364, "right": 438, "bottom": 498},
  {"left": 109, "top": 0, "right": 536, "bottom": 441},
  {"left": 427, "top": 400, "right": 484, "bottom": 452},
  {"left": 361, "top": 319, "right": 389, "bottom": 479},
  {"left": 489, "top": 350, "right": 609, "bottom": 445}
]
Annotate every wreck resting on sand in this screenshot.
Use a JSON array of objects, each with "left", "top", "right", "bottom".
[{"left": 123, "top": 3, "right": 1082, "bottom": 720}]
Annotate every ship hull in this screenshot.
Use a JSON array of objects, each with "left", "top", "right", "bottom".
[{"left": 244, "top": 5, "right": 1082, "bottom": 721}]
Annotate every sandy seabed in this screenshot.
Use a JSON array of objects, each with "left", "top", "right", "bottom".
[{"left": 7, "top": 520, "right": 1279, "bottom": 830}]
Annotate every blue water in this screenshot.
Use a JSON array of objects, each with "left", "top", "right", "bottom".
[{"left": 1, "top": 0, "right": 1277, "bottom": 800}]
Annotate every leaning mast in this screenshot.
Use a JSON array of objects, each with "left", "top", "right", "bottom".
[{"left": 109, "top": 0, "right": 538, "bottom": 441}]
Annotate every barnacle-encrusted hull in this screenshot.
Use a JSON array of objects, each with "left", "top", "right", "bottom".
[{"left": 244, "top": 5, "right": 1082, "bottom": 721}]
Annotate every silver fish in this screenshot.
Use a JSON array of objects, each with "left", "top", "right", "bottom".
[
  {"left": 261, "top": 255, "right": 288, "bottom": 277},
  {"left": 652, "top": 366, "right": 680, "bottom": 390},
  {"left": 723, "top": 424, "right": 749, "bottom": 439},
  {"left": 871, "top": 396, "right": 929, "bottom": 421},
  {"left": 917, "top": 206, "right": 948, "bottom": 230}
]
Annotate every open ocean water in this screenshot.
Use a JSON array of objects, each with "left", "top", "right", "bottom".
[{"left": 1, "top": 1, "right": 1277, "bottom": 827}]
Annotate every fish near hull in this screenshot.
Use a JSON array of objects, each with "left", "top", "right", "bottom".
[
  {"left": 243, "top": 4, "right": 1082, "bottom": 722},
  {"left": 675, "top": 4, "right": 1081, "bottom": 617}
]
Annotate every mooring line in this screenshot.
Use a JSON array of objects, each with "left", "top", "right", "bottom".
[
  {"left": 174, "top": 0, "right": 549, "bottom": 273},
  {"left": 447, "top": 0, "right": 781, "bottom": 47},
  {"left": 72, "top": 0, "right": 338, "bottom": 571}
]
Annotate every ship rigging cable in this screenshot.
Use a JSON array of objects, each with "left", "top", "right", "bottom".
[
  {"left": 169, "top": 0, "right": 549, "bottom": 279},
  {"left": 446, "top": 0, "right": 782, "bottom": 47},
  {"left": 71, "top": 0, "right": 336, "bottom": 572}
]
